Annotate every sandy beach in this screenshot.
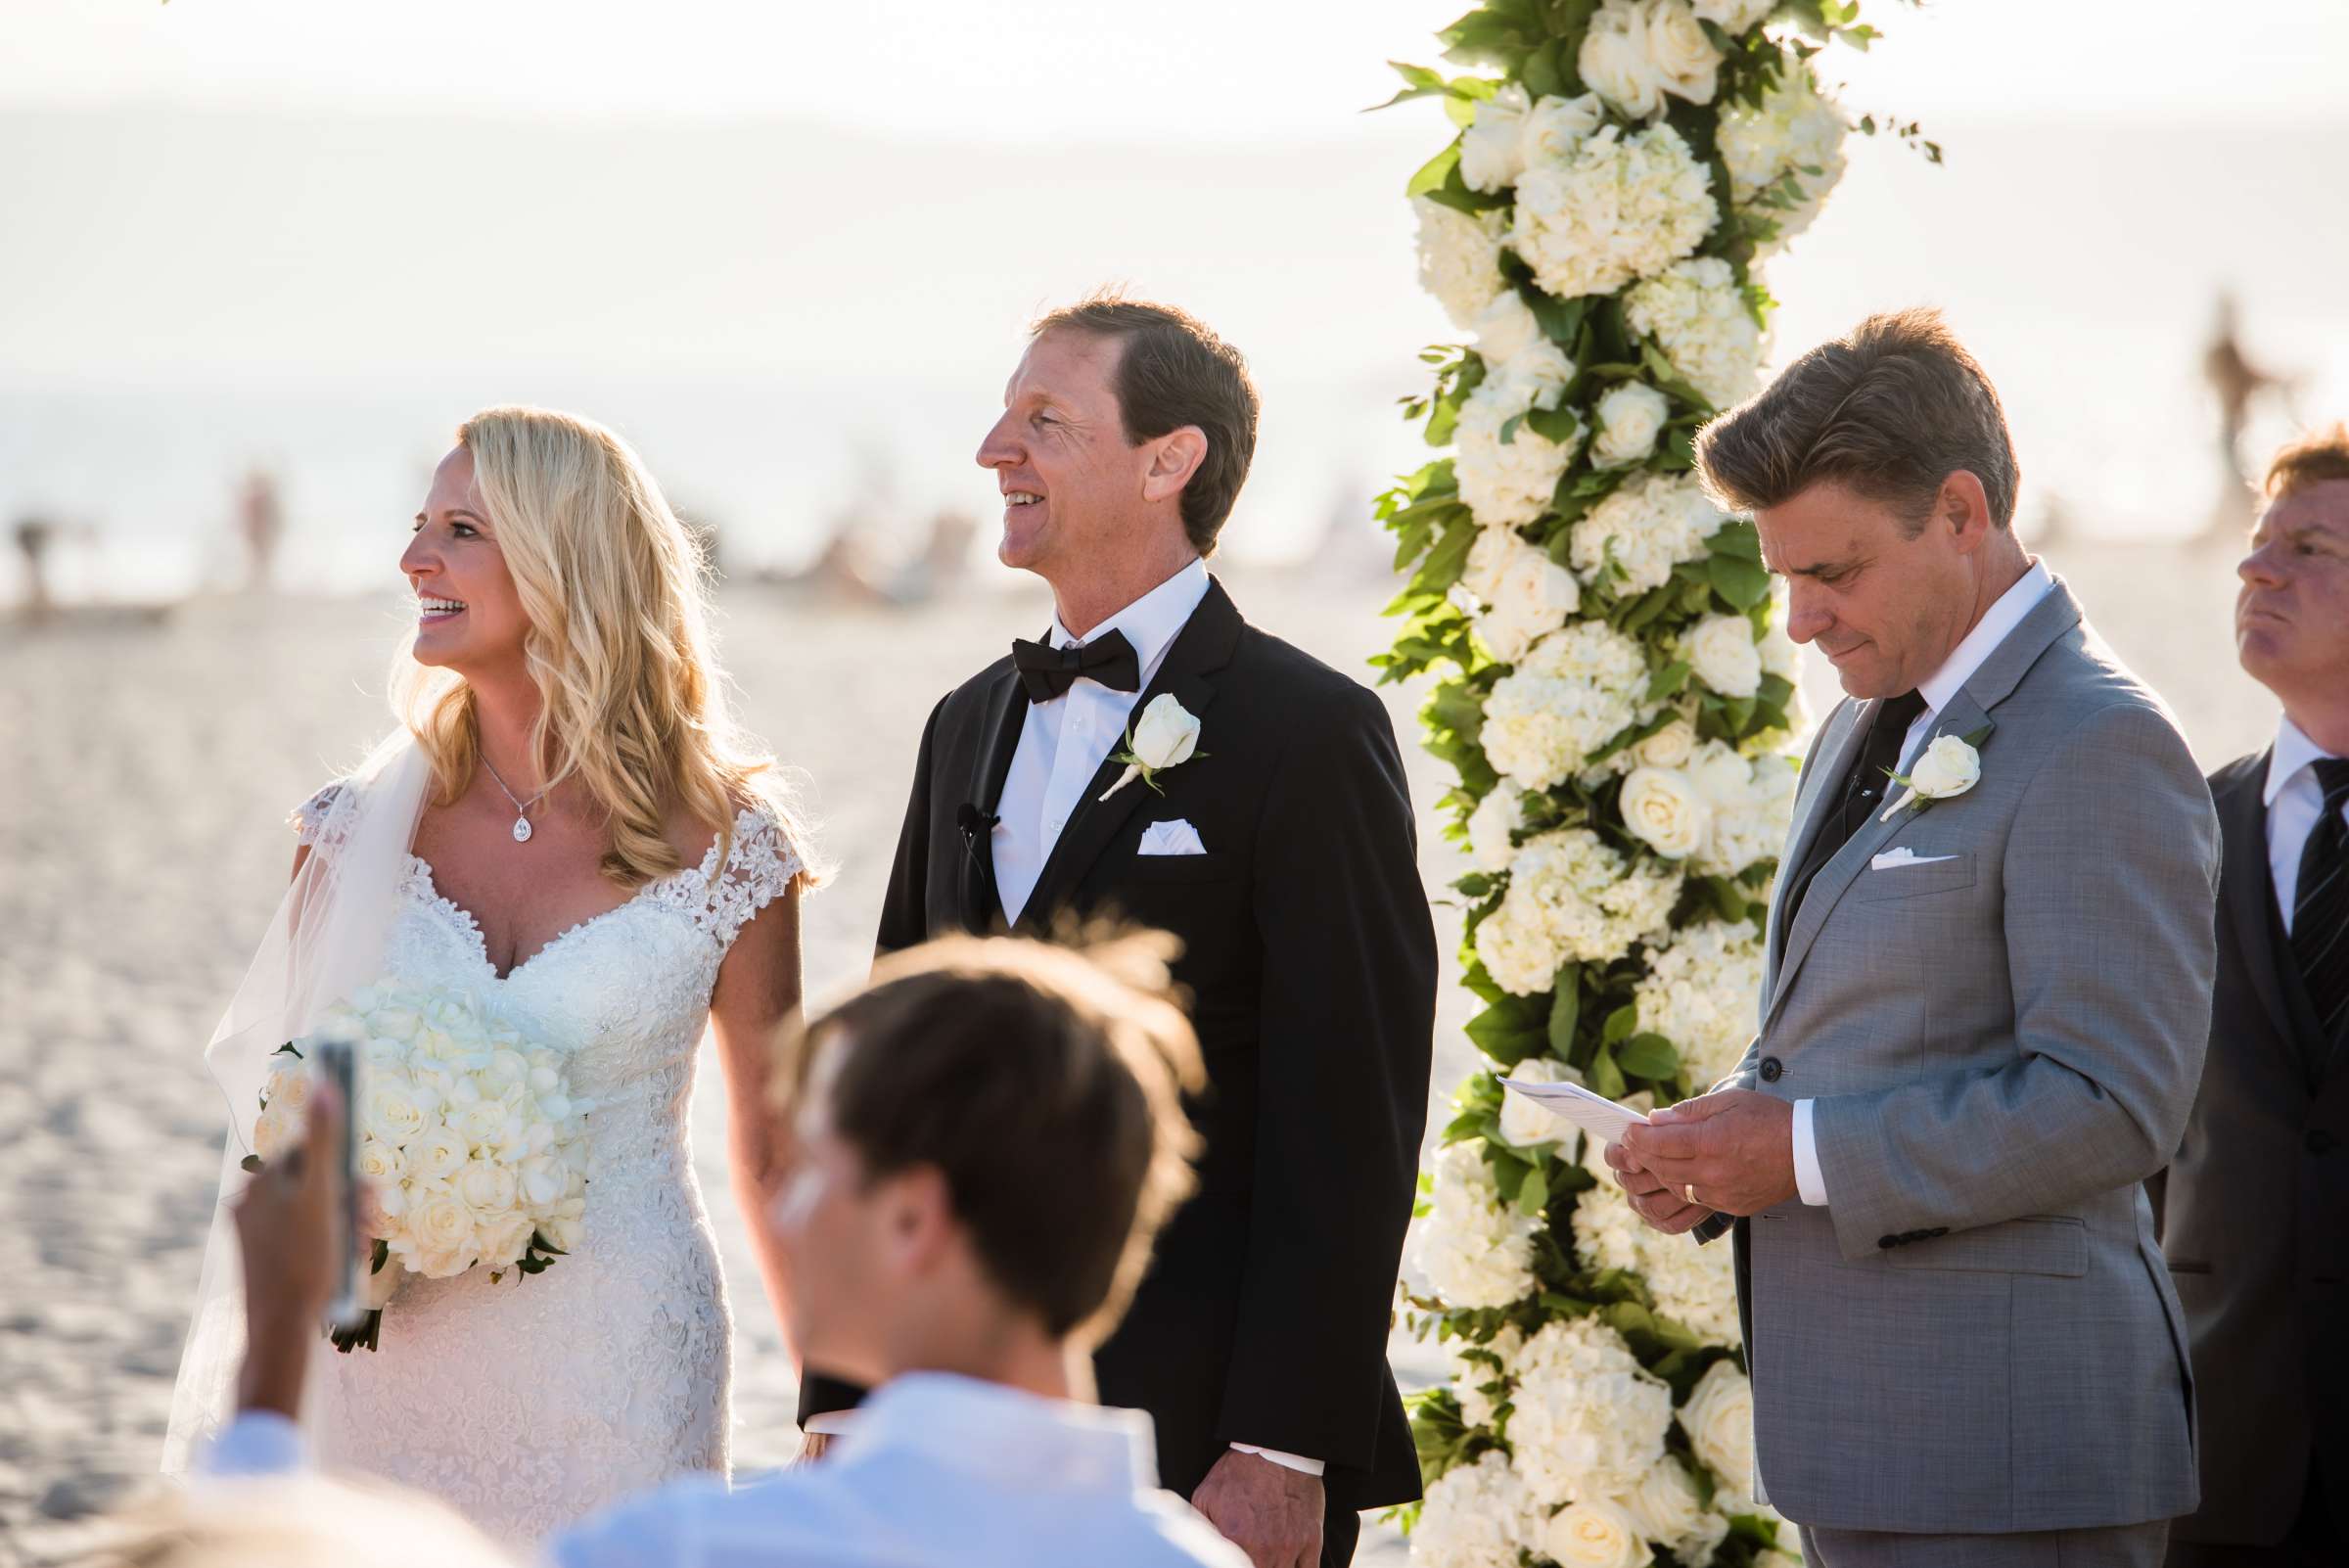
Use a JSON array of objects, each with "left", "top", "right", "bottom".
[{"left": 0, "top": 538, "right": 2274, "bottom": 1564}]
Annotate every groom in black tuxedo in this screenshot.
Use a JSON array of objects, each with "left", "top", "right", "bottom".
[{"left": 795, "top": 295, "right": 1436, "bottom": 1567}]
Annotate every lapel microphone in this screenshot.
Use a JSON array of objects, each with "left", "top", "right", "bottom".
[{"left": 955, "top": 803, "right": 999, "bottom": 866}]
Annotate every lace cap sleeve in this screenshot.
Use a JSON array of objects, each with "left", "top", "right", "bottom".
[
  {"left": 698, "top": 802, "right": 806, "bottom": 952},
  {"left": 289, "top": 781, "right": 353, "bottom": 854}
]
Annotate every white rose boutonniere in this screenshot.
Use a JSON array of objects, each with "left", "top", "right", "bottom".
[
  {"left": 1100, "top": 694, "right": 1205, "bottom": 801},
  {"left": 1880, "top": 725, "right": 1989, "bottom": 822}
]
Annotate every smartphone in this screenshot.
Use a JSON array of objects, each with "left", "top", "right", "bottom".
[{"left": 311, "top": 1035, "right": 367, "bottom": 1331}]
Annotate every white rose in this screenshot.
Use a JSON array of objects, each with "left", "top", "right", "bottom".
[
  {"left": 453, "top": 1097, "right": 513, "bottom": 1151},
  {"left": 355, "top": 1136, "right": 407, "bottom": 1186},
  {"left": 1543, "top": 1498, "right": 1654, "bottom": 1568},
  {"left": 361, "top": 1078, "right": 432, "bottom": 1149},
  {"left": 1467, "top": 780, "right": 1527, "bottom": 872},
  {"left": 252, "top": 1100, "right": 299, "bottom": 1163},
  {"left": 477, "top": 1213, "right": 538, "bottom": 1270},
  {"left": 1473, "top": 289, "right": 1543, "bottom": 369},
  {"left": 1414, "top": 199, "right": 1510, "bottom": 330},
  {"left": 1520, "top": 91, "right": 1606, "bottom": 163},
  {"left": 1642, "top": 0, "right": 1725, "bottom": 107},
  {"left": 367, "top": 1004, "right": 421, "bottom": 1042},
  {"left": 406, "top": 1120, "right": 470, "bottom": 1182},
  {"left": 1636, "top": 715, "right": 1697, "bottom": 768},
  {"left": 1478, "top": 546, "right": 1581, "bottom": 665},
  {"left": 1460, "top": 84, "right": 1532, "bottom": 192},
  {"left": 454, "top": 1158, "right": 521, "bottom": 1218},
  {"left": 1497, "top": 1055, "right": 1581, "bottom": 1148},
  {"left": 1681, "top": 1360, "right": 1758, "bottom": 1502},
  {"left": 1694, "top": 0, "right": 1773, "bottom": 28},
  {"left": 405, "top": 1191, "right": 480, "bottom": 1273},
  {"left": 1614, "top": 1457, "right": 1729, "bottom": 1564},
  {"left": 1580, "top": 3, "right": 1666, "bottom": 118},
  {"left": 1128, "top": 694, "right": 1201, "bottom": 768},
  {"left": 520, "top": 1154, "right": 568, "bottom": 1209},
  {"left": 1461, "top": 524, "right": 1521, "bottom": 607},
  {"left": 1905, "top": 734, "right": 1982, "bottom": 801},
  {"left": 1620, "top": 765, "right": 1713, "bottom": 858},
  {"left": 1687, "top": 613, "right": 1764, "bottom": 698},
  {"left": 1590, "top": 381, "right": 1671, "bottom": 469}
]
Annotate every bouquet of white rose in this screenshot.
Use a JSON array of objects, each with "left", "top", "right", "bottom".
[{"left": 247, "top": 979, "right": 592, "bottom": 1352}]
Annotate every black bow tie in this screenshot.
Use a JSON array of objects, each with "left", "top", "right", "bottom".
[{"left": 1011, "top": 629, "right": 1140, "bottom": 703}]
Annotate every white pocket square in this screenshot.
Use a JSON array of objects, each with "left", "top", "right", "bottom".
[
  {"left": 1869, "top": 848, "right": 1957, "bottom": 870},
  {"left": 1137, "top": 819, "right": 1207, "bottom": 856}
]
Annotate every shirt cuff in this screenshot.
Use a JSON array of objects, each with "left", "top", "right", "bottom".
[
  {"left": 198, "top": 1410, "right": 310, "bottom": 1478},
  {"left": 801, "top": 1410, "right": 856, "bottom": 1438},
  {"left": 1792, "top": 1097, "right": 1828, "bottom": 1207},
  {"left": 1230, "top": 1443, "right": 1325, "bottom": 1477}
]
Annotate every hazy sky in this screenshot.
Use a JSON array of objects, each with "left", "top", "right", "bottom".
[{"left": 12, "top": 0, "right": 2349, "bottom": 135}]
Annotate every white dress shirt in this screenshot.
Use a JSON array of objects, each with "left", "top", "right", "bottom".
[
  {"left": 200, "top": 1375, "right": 1248, "bottom": 1568},
  {"left": 1790, "top": 561, "right": 2055, "bottom": 1207},
  {"left": 992, "top": 558, "right": 1213, "bottom": 926},
  {"left": 2265, "top": 715, "right": 2346, "bottom": 936}
]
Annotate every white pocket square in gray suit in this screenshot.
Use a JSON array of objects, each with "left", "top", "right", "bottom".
[
  {"left": 1869, "top": 847, "right": 1958, "bottom": 870},
  {"left": 1137, "top": 819, "right": 1207, "bottom": 856}
]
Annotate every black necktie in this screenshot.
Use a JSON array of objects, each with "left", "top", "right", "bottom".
[
  {"left": 1010, "top": 629, "right": 1140, "bottom": 703},
  {"left": 2291, "top": 757, "right": 2349, "bottom": 1043},
  {"left": 1784, "top": 689, "right": 1927, "bottom": 924}
]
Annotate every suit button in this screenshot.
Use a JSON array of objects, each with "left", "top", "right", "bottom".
[
  {"left": 1878, "top": 1234, "right": 1898, "bottom": 1250},
  {"left": 2310, "top": 1130, "right": 2339, "bottom": 1156},
  {"left": 1759, "top": 1057, "right": 1783, "bottom": 1083}
]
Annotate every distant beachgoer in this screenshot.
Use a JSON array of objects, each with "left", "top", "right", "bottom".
[
  {"left": 237, "top": 470, "right": 285, "bottom": 592},
  {"left": 13, "top": 514, "right": 57, "bottom": 620}
]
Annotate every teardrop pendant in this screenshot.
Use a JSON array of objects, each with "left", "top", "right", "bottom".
[{"left": 512, "top": 815, "right": 533, "bottom": 844}]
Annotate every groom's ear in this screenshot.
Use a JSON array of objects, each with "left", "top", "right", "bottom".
[
  {"left": 1936, "top": 469, "right": 1998, "bottom": 552},
  {"left": 1140, "top": 426, "right": 1209, "bottom": 507}
]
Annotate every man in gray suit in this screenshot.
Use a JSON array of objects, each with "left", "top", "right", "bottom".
[
  {"left": 2153, "top": 425, "right": 2349, "bottom": 1566},
  {"left": 1607, "top": 308, "right": 2220, "bottom": 1567}
]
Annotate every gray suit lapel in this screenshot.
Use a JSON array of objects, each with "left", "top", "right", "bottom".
[
  {"left": 1765, "top": 700, "right": 1867, "bottom": 985},
  {"left": 1763, "top": 576, "right": 2084, "bottom": 1028}
]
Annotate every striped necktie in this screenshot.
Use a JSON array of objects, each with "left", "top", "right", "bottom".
[{"left": 2291, "top": 756, "right": 2349, "bottom": 1043}]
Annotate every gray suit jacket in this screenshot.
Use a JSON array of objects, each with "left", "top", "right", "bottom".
[
  {"left": 2151, "top": 750, "right": 2349, "bottom": 1546},
  {"left": 1723, "top": 577, "right": 2218, "bottom": 1534}
]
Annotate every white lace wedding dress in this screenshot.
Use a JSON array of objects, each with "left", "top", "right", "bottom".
[{"left": 291, "top": 784, "right": 801, "bottom": 1543}]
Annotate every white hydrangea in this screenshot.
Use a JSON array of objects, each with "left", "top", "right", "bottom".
[
  {"left": 1509, "top": 1315, "right": 1676, "bottom": 1506},
  {"left": 1693, "top": 0, "right": 1773, "bottom": 28},
  {"left": 1570, "top": 1158, "right": 1742, "bottom": 1347},
  {"left": 1625, "top": 257, "right": 1765, "bottom": 411},
  {"left": 1634, "top": 917, "right": 1766, "bottom": 1089},
  {"left": 1474, "top": 292, "right": 1578, "bottom": 412},
  {"left": 1680, "top": 1359, "right": 1760, "bottom": 1506},
  {"left": 1498, "top": 1054, "right": 1581, "bottom": 1149},
  {"left": 1410, "top": 1450, "right": 1546, "bottom": 1568},
  {"left": 1467, "top": 778, "right": 1529, "bottom": 872},
  {"left": 1415, "top": 1141, "right": 1543, "bottom": 1309},
  {"left": 1460, "top": 83, "right": 1533, "bottom": 193},
  {"left": 1589, "top": 380, "right": 1671, "bottom": 470},
  {"left": 1476, "top": 828, "right": 1681, "bottom": 995},
  {"left": 1579, "top": 0, "right": 1723, "bottom": 120},
  {"left": 1687, "top": 612, "right": 1764, "bottom": 699},
  {"left": 1415, "top": 197, "right": 1510, "bottom": 331},
  {"left": 1719, "top": 65, "right": 1851, "bottom": 250},
  {"left": 1512, "top": 121, "right": 1717, "bottom": 301},
  {"left": 1570, "top": 1160, "right": 1649, "bottom": 1273},
  {"left": 1612, "top": 1456, "right": 1731, "bottom": 1567},
  {"left": 1571, "top": 472, "right": 1724, "bottom": 594},
  {"left": 1705, "top": 748, "right": 1797, "bottom": 876},
  {"left": 1481, "top": 622, "right": 1652, "bottom": 790},
  {"left": 1457, "top": 378, "right": 1586, "bottom": 529}
]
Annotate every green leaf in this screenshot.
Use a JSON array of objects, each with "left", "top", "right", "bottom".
[
  {"left": 1465, "top": 996, "right": 1547, "bottom": 1067},
  {"left": 1616, "top": 1033, "right": 1681, "bottom": 1080},
  {"left": 1601, "top": 1003, "right": 1638, "bottom": 1046},
  {"left": 1706, "top": 518, "right": 1762, "bottom": 560},
  {"left": 1546, "top": 968, "right": 1582, "bottom": 1054},
  {"left": 1517, "top": 1160, "right": 1550, "bottom": 1216},
  {"left": 1644, "top": 661, "right": 1691, "bottom": 702},
  {"left": 1405, "top": 142, "right": 1463, "bottom": 201},
  {"left": 1524, "top": 402, "right": 1586, "bottom": 445},
  {"left": 1708, "top": 551, "right": 1772, "bottom": 611},
  {"left": 1588, "top": 1043, "right": 1628, "bottom": 1099}
]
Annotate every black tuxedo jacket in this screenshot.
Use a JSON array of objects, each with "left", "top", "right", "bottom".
[
  {"left": 798, "top": 577, "right": 1436, "bottom": 1517},
  {"left": 2152, "top": 749, "right": 2349, "bottom": 1545}
]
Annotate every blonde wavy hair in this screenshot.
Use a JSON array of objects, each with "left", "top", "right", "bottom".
[{"left": 394, "top": 405, "right": 820, "bottom": 891}]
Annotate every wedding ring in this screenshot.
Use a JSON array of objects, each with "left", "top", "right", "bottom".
[{"left": 1682, "top": 1183, "right": 1698, "bottom": 1205}]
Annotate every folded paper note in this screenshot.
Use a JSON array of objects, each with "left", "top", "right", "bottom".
[{"left": 1498, "top": 1077, "right": 1650, "bottom": 1146}]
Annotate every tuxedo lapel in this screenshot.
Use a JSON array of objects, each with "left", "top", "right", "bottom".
[
  {"left": 1012, "top": 580, "right": 1244, "bottom": 936},
  {"left": 955, "top": 666, "right": 1029, "bottom": 932},
  {"left": 2217, "top": 752, "right": 2296, "bottom": 1053}
]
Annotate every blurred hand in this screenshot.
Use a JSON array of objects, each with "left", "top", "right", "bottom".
[
  {"left": 1618, "top": 1089, "right": 1796, "bottom": 1219},
  {"left": 1604, "top": 1137, "right": 1712, "bottom": 1234},
  {"left": 796, "top": 1431, "right": 835, "bottom": 1465},
  {"left": 1191, "top": 1450, "right": 1323, "bottom": 1568},
  {"left": 231, "top": 1081, "right": 349, "bottom": 1416}
]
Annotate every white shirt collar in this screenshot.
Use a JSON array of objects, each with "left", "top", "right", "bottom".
[
  {"left": 1915, "top": 559, "right": 2054, "bottom": 715},
  {"left": 844, "top": 1372, "right": 1159, "bottom": 1495},
  {"left": 1049, "top": 558, "right": 1211, "bottom": 674},
  {"left": 2265, "top": 714, "right": 2339, "bottom": 808}
]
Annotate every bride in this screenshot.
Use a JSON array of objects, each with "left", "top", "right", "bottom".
[{"left": 165, "top": 405, "right": 817, "bottom": 1540}]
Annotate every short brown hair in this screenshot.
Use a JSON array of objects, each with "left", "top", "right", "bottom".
[
  {"left": 1696, "top": 307, "right": 2021, "bottom": 535},
  {"left": 776, "top": 932, "right": 1204, "bottom": 1345},
  {"left": 1032, "top": 293, "right": 1260, "bottom": 557},
  {"left": 2262, "top": 422, "right": 2349, "bottom": 501}
]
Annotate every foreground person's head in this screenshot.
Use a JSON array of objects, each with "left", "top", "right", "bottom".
[
  {"left": 2236, "top": 424, "right": 2349, "bottom": 737},
  {"left": 766, "top": 933, "right": 1204, "bottom": 1394},
  {"left": 1697, "top": 307, "right": 2030, "bottom": 700}
]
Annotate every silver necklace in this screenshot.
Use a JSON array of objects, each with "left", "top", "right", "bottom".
[{"left": 479, "top": 756, "right": 551, "bottom": 844}]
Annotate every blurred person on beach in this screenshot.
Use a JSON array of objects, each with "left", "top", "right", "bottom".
[
  {"left": 2153, "top": 424, "right": 2349, "bottom": 1567},
  {"left": 187, "top": 934, "right": 1246, "bottom": 1568},
  {"left": 164, "top": 406, "right": 821, "bottom": 1543},
  {"left": 793, "top": 293, "right": 1437, "bottom": 1568}
]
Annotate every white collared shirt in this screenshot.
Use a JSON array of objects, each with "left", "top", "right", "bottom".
[
  {"left": 199, "top": 1375, "right": 1248, "bottom": 1568},
  {"left": 992, "top": 558, "right": 1213, "bottom": 927},
  {"left": 2266, "top": 715, "right": 2348, "bottom": 937},
  {"left": 1791, "top": 560, "right": 2055, "bottom": 1207}
]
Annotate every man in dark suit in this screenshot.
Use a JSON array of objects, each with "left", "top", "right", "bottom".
[
  {"left": 2156, "top": 424, "right": 2349, "bottom": 1566},
  {"left": 795, "top": 294, "right": 1437, "bottom": 1568}
]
